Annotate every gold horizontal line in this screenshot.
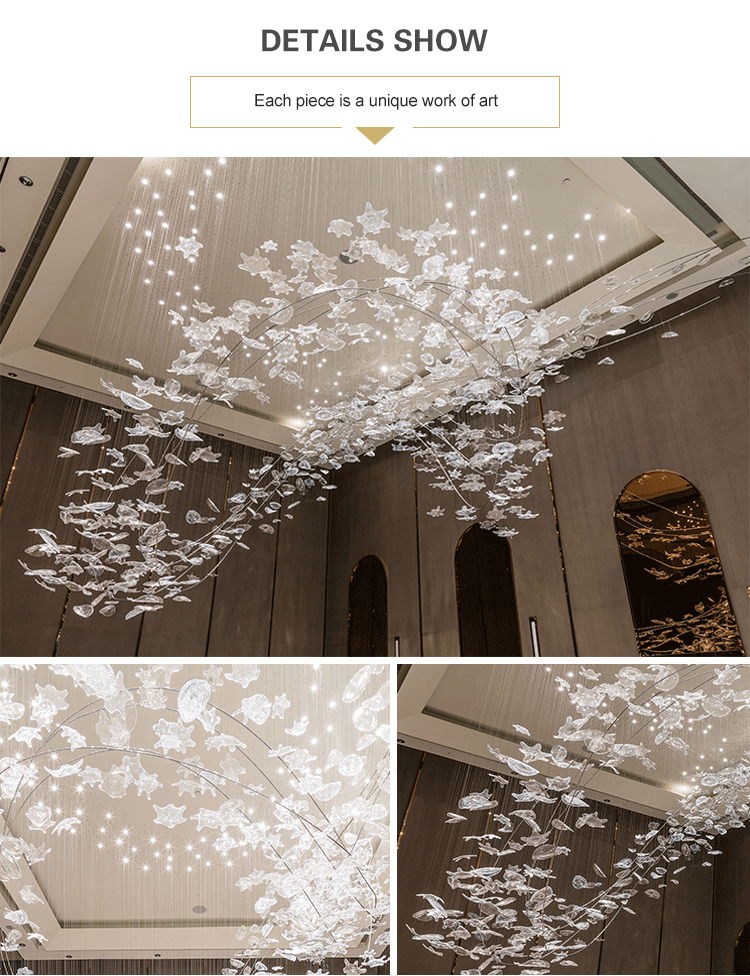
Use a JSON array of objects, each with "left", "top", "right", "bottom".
[
  {"left": 413, "top": 126, "right": 561, "bottom": 129},
  {"left": 190, "top": 74, "right": 560, "bottom": 78},
  {"left": 189, "top": 126, "right": 343, "bottom": 129}
]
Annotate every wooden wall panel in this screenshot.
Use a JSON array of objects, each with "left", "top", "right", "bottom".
[
  {"left": 136, "top": 432, "right": 231, "bottom": 657},
  {"left": 0, "top": 387, "right": 80, "bottom": 656},
  {"left": 1, "top": 375, "right": 36, "bottom": 491},
  {"left": 711, "top": 823, "right": 750, "bottom": 975},
  {"left": 542, "top": 278, "right": 750, "bottom": 657},
  {"left": 270, "top": 493, "right": 328, "bottom": 656},
  {"left": 0, "top": 383, "right": 330, "bottom": 658},
  {"left": 325, "top": 446, "right": 422, "bottom": 657},
  {"left": 397, "top": 751, "right": 496, "bottom": 975},
  {"left": 658, "top": 841, "right": 714, "bottom": 974},
  {"left": 415, "top": 404, "right": 575, "bottom": 658},
  {"left": 542, "top": 796, "right": 617, "bottom": 976},
  {"left": 397, "top": 744, "right": 423, "bottom": 832},
  {"left": 597, "top": 807, "right": 664, "bottom": 975},
  {"left": 205, "top": 441, "right": 278, "bottom": 657},
  {"left": 398, "top": 746, "right": 737, "bottom": 976}
]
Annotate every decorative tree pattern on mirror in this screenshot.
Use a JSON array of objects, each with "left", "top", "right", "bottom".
[
  {"left": 614, "top": 471, "right": 745, "bottom": 656},
  {"left": 455, "top": 524, "right": 522, "bottom": 656},
  {"left": 348, "top": 556, "right": 388, "bottom": 657}
]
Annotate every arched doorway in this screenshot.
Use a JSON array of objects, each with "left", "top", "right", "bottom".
[
  {"left": 347, "top": 555, "right": 388, "bottom": 657},
  {"left": 614, "top": 470, "right": 744, "bottom": 656},
  {"left": 455, "top": 524, "right": 522, "bottom": 656}
]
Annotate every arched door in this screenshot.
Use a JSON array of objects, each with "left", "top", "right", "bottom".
[
  {"left": 614, "top": 470, "right": 744, "bottom": 656},
  {"left": 347, "top": 555, "right": 388, "bottom": 657},
  {"left": 455, "top": 524, "right": 522, "bottom": 656}
]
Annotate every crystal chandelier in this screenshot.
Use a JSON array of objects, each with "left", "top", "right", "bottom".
[
  {"left": 17, "top": 186, "right": 737, "bottom": 620},
  {"left": 0, "top": 661, "right": 390, "bottom": 974},
  {"left": 406, "top": 662, "right": 750, "bottom": 974}
]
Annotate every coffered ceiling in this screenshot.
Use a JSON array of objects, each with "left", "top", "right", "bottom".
[
  {"left": 2, "top": 157, "right": 747, "bottom": 452},
  {"left": 0, "top": 661, "right": 389, "bottom": 964},
  {"left": 398, "top": 661, "right": 750, "bottom": 818}
]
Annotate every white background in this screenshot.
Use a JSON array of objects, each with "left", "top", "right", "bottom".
[{"left": 4, "top": 0, "right": 749, "bottom": 155}]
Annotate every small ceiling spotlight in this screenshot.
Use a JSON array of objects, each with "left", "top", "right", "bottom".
[{"left": 19, "top": 175, "right": 34, "bottom": 186}]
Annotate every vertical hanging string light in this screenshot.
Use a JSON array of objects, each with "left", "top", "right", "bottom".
[
  {"left": 16, "top": 159, "right": 746, "bottom": 620},
  {"left": 0, "top": 661, "right": 390, "bottom": 974},
  {"left": 406, "top": 661, "right": 750, "bottom": 973}
]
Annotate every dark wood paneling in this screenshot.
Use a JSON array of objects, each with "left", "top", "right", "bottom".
[
  {"left": 712, "top": 823, "right": 750, "bottom": 975},
  {"left": 542, "top": 796, "right": 617, "bottom": 976},
  {"left": 543, "top": 277, "right": 750, "bottom": 657},
  {"left": 19, "top": 956, "right": 387, "bottom": 974},
  {"left": 205, "top": 441, "right": 277, "bottom": 657},
  {"left": 597, "top": 807, "right": 664, "bottom": 975},
  {"left": 658, "top": 840, "right": 714, "bottom": 974},
  {"left": 325, "top": 445, "right": 421, "bottom": 657},
  {"left": 136, "top": 432, "right": 231, "bottom": 657},
  {"left": 270, "top": 492, "right": 328, "bottom": 656},
  {"left": 1, "top": 375, "right": 36, "bottom": 491},
  {"left": 414, "top": 402, "right": 576, "bottom": 658},
  {"left": 397, "top": 745, "right": 423, "bottom": 832},
  {"left": 397, "top": 752, "right": 496, "bottom": 975},
  {"left": 0, "top": 387, "right": 79, "bottom": 656}
]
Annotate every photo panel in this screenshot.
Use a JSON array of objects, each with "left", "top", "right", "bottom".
[
  {"left": 0, "top": 659, "right": 390, "bottom": 974},
  {"left": 397, "top": 659, "right": 750, "bottom": 975}
]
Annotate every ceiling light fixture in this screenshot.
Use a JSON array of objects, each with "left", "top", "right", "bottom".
[
  {"left": 17, "top": 176, "right": 740, "bottom": 620},
  {"left": 0, "top": 662, "right": 390, "bottom": 971},
  {"left": 410, "top": 662, "right": 750, "bottom": 972}
]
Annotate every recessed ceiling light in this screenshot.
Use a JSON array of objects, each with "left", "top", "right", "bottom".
[{"left": 192, "top": 905, "right": 207, "bottom": 914}]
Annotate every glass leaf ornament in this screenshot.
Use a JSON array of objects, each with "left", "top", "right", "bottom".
[
  {"left": 410, "top": 663, "right": 750, "bottom": 973},
  {"left": 0, "top": 662, "right": 389, "bottom": 973},
  {"left": 18, "top": 191, "right": 734, "bottom": 619}
]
